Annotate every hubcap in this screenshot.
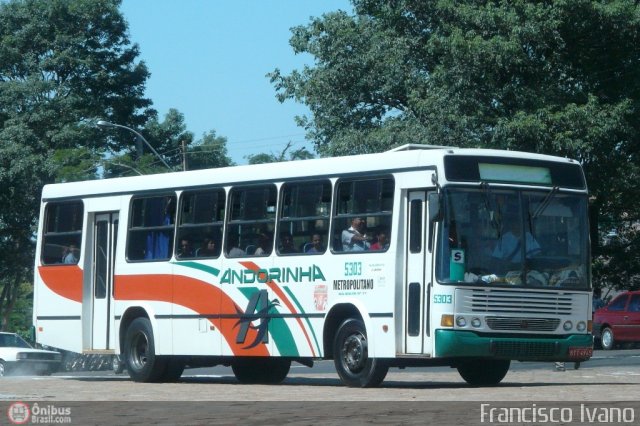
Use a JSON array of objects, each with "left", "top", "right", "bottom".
[
  {"left": 342, "top": 332, "right": 367, "bottom": 373},
  {"left": 130, "top": 333, "right": 149, "bottom": 370},
  {"left": 602, "top": 330, "right": 612, "bottom": 348}
]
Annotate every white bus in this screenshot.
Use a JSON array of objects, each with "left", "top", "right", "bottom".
[{"left": 33, "top": 145, "right": 593, "bottom": 387}]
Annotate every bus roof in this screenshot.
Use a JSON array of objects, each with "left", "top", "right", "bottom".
[{"left": 41, "top": 147, "right": 580, "bottom": 200}]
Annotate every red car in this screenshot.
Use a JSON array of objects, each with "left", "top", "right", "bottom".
[{"left": 593, "top": 291, "right": 640, "bottom": 350}]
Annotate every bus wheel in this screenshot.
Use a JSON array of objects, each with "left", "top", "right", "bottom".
[
  {"left": 457, "top": 359, "right": 510, "bottom": 386},
  {"left": 232, "top": 358, "right": 291, "bottom": 384},
  {"left": 601, "top": 327, "right": 615, "bottom": 350},
  {"left": 333, "top": 318, "right": 388, "bottom": 387},
  {"left": 124, "top": 317, "right": 167, "bottom": 382}
]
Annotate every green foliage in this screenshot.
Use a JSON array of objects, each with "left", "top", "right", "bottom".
[
  {"left": 102, "top": 109, "right": 234, "bottom": 175},
  {"left": 245, "top": 141, "right": 315, "bottom": 164},
  {"left": 0, "top": 0, "right": 151, "bottom": 327},
  {"left": 272, "top": 0, "right": 640, "bottom": 289},
  {"left": 187, "top": 130, "right": 235, "bottom": 170}
]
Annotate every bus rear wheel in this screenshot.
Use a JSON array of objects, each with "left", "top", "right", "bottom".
[
  {"left": 457, "top": 359, "right": 510, "bottom": 386},
  {"left": 232, "top": 357, "right": 291, "bottom": 384},
  {"left": 124, "top": 317, "right": 167, "bottom": 382},
  {"left": 333, "top": 318, "right": 388, "bottom": 387}
]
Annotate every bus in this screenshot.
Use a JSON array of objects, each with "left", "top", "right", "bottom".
[{"left": 33, "top": 145, "right": 593, "bottom": 387}]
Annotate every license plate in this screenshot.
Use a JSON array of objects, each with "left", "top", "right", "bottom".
[{"left": 568, "top": 347, "right": 593, "bottom": 359}]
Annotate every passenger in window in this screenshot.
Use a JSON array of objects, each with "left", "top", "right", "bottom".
[
  {"left": 306, "top": 234, "right": 325, "bottom": 253},
  {"left": 197, "top": 238, "right": 217, "bottom": 257},
  {"left": 254, "top": 232, "right": 273, "bottom": 256},
  {"left": 279, "top": 232, "right": 297, "bottom": 254},
  {"left": 227, "top": 235, "right": 246, "bottom": 257},
  {"left": 177, "top": 238, "right": 194, "bottom": 258},
  {"left": 370, "top": 230, "right": 389, "bottom": 251},
  {"left": 62, "top": 244, "right": 79, "bottom": 264},
  {"left": 342, "top": 217, "right": 371, "bottom": 251}
]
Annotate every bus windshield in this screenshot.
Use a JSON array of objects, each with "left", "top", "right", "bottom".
[{"left": 435, "top": 186, "right": 590, "bottom": 290}]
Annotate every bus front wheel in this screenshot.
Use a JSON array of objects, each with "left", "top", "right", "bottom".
[
  {"left": 124, "top": 317, "right": 167, "bottom": 382},
  {"left": 333, "top": 318, "right": 388, "bottom": 387},
  {"left": 457, "top": 359, "right": 510, "bottom": 386}
]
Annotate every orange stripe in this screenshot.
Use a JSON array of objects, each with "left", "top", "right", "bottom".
[
  {"left": 115, "top": 274, "right": 269, "bottom": 356},
  {"left": 38, "top": 266, "right": 83, "bottom": 303}
]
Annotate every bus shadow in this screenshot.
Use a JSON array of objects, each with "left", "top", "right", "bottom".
[{"left": 62, "top": 374, "right": 638, "bottom": 389}]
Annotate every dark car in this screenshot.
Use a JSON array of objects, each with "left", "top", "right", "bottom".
[{"left": 593, "top": 291, "right": 640, "bottom": 350}]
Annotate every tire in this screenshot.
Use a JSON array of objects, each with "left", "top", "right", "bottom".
[
  {"left": 333, "top": 318, "right": 388, "bottom": 387},
  {"left": 601, "top": 327, "right": 615, "bottom": 350},
  {"left": 124, "top": 317, "right": 167, "bottom": 382},
  {"left": 457, "top": 359, "right": 510, "bottom": 386},
  {"left": 0, "top": 360, "right": 5, "bottom": 377},
  {"left": 232, "top": 357, "right": 291, "bottom": 384}
]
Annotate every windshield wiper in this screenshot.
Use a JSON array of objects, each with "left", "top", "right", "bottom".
[
  {"left": 532, "top": 186, "right": 559, "bottom": 219},
  {"left": 481, "top": 181, "right": 501, "bottom": 236}
]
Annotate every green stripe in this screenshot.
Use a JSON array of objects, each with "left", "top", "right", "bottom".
[
  {"left": 172, "top": 261, "right": 220, "bottom": 277},
  {"left": 238, "top": 287, "right": 298, "bottom": 357},
  {"left": 283, "top": 286, "right": 321, "bottom": 355}
]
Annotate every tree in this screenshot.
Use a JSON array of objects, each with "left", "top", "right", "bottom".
[
  {"left": 187, "top": 130, "right": 235, "bottom": 170},
  {"left": 271, "top": 0, "right": 640, "bottom": 290},
  {"left": 0, "top": 0, "right": 151, "bottom": 328},
  {"left": 103, "top": 110, "right": 234, "bottom": 176},
  {"left": 245, "top": 141, "right": 315, "bottom": 164}
]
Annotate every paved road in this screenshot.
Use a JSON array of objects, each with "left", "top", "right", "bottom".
[{"left": 2, "top": 350, "right": 639, "bottom": 425}]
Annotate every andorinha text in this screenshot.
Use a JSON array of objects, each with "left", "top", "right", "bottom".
[{"left": 220, "top": 266, "right": 326, "bottom": 284}]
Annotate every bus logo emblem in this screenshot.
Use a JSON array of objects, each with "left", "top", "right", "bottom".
[{"left": 235, "top": 289, "right": 279, "bottom": 349}]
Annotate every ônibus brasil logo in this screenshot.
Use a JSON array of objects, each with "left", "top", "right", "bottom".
[{"left": 7, "top": 402, "right": 30, "bottom": 425}]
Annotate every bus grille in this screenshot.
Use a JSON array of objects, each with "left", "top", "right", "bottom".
[
  {"left": 486, "top": 317, "right": 560, "bottom": 332},
  {"left": 457, "top": 288, "right": 573, "bottom": 315},
  {"left": 491, "top": 341, "right": 558, "bottom": 358}
]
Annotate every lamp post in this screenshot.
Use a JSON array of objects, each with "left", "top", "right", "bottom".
[{"left": 97, "top": 120, "right": 172, "bottom": 171}]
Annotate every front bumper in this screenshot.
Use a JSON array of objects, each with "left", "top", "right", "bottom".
[
  {"left": 6, "top": 359, "right": 61, "bottom": 375},
  {"left": 435, "top": 330, "right": 594, "bottom": 362}
]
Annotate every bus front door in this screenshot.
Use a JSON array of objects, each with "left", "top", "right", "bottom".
[
  {"left": 404, "top": 191, "right": 432, "bottom": 354},
  {"left": 86, "top": 212, "right": 118, "bottom": 351}
]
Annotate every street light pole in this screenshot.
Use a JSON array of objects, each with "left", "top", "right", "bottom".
[{"left": 96, "top": 120, "right": 172, "bottom": 171}]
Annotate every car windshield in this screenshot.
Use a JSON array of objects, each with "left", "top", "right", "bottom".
[
  {"left": 0, "top": 333, "right": 32, "bottom": 348},
  {"left": 435, "top": 187, "right": 590, "bottom": 289}
]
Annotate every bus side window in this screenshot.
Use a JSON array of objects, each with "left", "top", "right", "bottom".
[
  {"left": 41, "top": 201, "right": 84, "bottom": 265},
  {"left": 225, "top": 185, "right": 277, "bottom": 257},
  {"left": 177, "top": 189, "right": 225, "bottom": 259},
  {"left": 127, "top": 195, "right": 176, "bottom": 261},
  {"left": 278, "top": 180, "right": 331, "bottom": 255},
  {"left": 332, "top": 177, "right": 394, "bottom": 253}
]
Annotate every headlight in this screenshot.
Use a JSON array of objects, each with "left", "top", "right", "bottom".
[
  {"left": 456, "top": 316, "right": 467, "bottom": 327},
  {"left": 563, "top": 321, "right": 573, "bottom": 331},
  {"left": 576, "top": 321, "right": 587, "bottom": 332},
  {"left": 471, "top": 317, "right": 482, "bottom": 328}
]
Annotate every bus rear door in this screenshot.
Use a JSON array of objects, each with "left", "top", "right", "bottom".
[{"left": 83, "top": 212, "right": 118, "bottom": 351}]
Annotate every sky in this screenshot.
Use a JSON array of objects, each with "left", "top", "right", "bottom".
[{"left": 120, "top": 0, "right": 352, "bottom": 164}]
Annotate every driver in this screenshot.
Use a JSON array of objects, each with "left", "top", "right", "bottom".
[{"left": 492, "top": 208, "right": 541, "bottom": 262}]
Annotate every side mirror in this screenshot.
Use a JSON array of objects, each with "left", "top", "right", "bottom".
[{"left": 428, "top": 192, "right": 442, "bottom": 222}]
